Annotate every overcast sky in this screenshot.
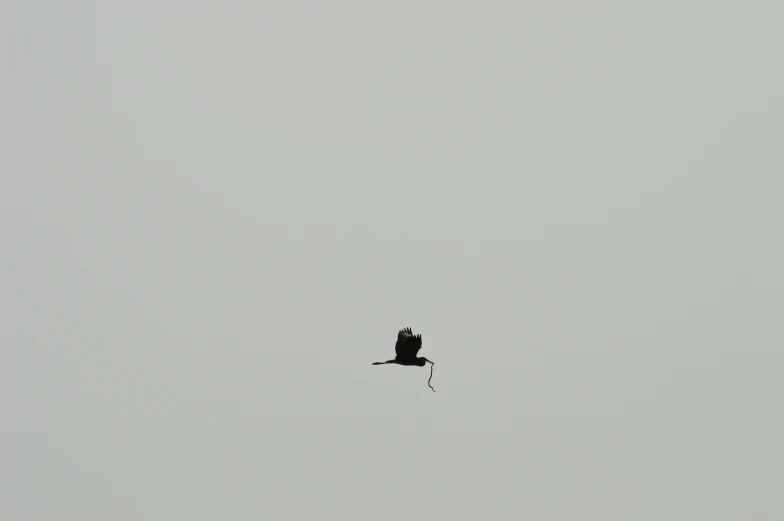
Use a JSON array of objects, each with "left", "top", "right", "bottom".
[{"left": 2, "top": 1, "right": 783, "bottom": 519}]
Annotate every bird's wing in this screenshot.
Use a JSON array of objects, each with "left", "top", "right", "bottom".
[
  {"left": 394, "top": 327, "right": 413, "bottom": 357},
  {"left": 395, "top": 327, "right": 422, "bottom": 358},
  {"left": 408, "top": 333, "right": 423, "bottom": 356}
]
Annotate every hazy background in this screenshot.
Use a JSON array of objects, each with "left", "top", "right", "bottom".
[{"left": 2, "top": 1, "right": 782, "bottom": 519}]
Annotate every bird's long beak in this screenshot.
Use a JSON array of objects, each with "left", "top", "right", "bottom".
[{"left": 423, "top": 358, "right": 434, "bottom": 365}]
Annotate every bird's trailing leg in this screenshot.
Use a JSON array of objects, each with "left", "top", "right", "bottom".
[{"left": 372, "top": 359, "right": 396, "bottom": 365}]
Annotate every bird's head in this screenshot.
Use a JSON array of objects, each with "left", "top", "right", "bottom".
[{"left": 417, "top": 357, "right": 433, "bottom": 367}]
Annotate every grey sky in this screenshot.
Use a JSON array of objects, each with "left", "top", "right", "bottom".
[{"left": 2, "top": 1, "right": 783, "bottom": 519}]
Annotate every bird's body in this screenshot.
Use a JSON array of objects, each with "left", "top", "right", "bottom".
[
  {"left": 374, "top": 357, "right": 430, "bottom": 367},
  {"left": 372, "top": 327, "right": 435, "bottom": 391}
]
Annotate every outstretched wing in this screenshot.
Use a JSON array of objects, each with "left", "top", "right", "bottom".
[
  {"left": 394, "top": 327, "right": 422, "bottom": 358},
  {"left": 394, "top": 327, "right": 412, "bottom": 357}
]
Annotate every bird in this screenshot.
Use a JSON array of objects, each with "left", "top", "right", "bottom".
[{"left": 372, "top": 327, "right": 435, "bottom": 391}]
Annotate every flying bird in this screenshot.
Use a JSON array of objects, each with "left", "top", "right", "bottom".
[{"left": 372, "top": 327, "right": 435, "bottom": 392}]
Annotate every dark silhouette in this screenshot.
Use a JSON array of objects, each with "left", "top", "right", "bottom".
[{"left": 372, "top": 327, "right": 435, "bottom": 392}]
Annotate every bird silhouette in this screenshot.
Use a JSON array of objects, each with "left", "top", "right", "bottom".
[{"left": 372, "top": 327, "right": 435, "bottom": 391}]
